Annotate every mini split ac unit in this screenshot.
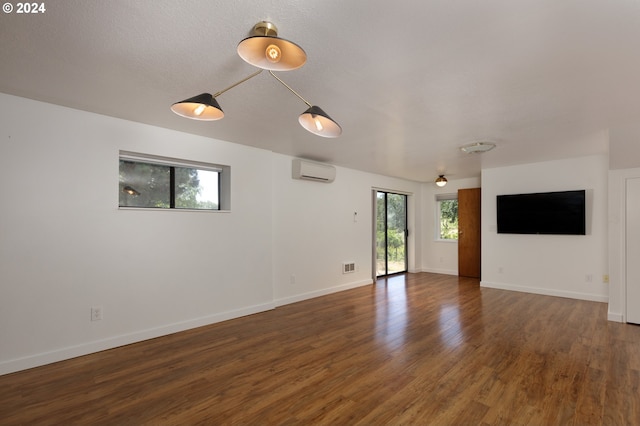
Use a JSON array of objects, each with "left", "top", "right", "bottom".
[{"left": 292, "top": 158, "right": 336, "bottom": 183}]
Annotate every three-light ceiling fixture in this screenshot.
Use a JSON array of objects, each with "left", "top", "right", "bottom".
[{"left": 171, "top": 21, "right": 342, "bottom": 138}]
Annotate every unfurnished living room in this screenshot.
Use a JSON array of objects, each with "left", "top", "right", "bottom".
[{"left": 1, "top": 1, "right": 639, "bottom": 424}]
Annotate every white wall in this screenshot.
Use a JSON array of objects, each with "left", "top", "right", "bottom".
[
  {"left": 271, "top": 154, "right": 422, "bottom": 304},
  {"left": 608, "top": 167, "right": 640, "bottom": 322},
  {"left": 481, "top": 155, "right": 609, "bottom": 302},
  {"left": 0, "top": 94, "right": 425, "bottom": 374},
  {"left": 608, "top": 128, "right": 640, "bottom": 321},
  {"left": 421, "top": 177, "right": 481, "bottom": 275},
  {"left": 610, "top": 125, "right": 640, "bottom": 170},
  {"left": 0, "top": 94, "right": 277, "bottom": 374}
]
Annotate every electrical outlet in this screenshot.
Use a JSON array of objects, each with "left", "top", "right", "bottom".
[
  {"left": 603, "top": 274, "right": 610, "bottom": 284},
  {"left": 91, "top": 306, "right": 103, "bottom": 321}
]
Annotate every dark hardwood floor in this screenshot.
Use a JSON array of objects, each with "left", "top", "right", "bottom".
[{"left": 1, "top": 273, "right": 639, "bottom": 425}]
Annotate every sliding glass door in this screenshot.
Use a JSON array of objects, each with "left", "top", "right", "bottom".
[{"left": 376, "top": 191, "right": 408, "bottom": 277}]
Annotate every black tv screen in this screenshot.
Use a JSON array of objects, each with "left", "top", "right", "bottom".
[{"left": 497, "top": 190, "right": 586, "bottom": 235}]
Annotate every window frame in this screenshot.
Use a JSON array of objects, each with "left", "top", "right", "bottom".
[
  {"left": 118, "top": 151, "right": 231, "bottom": 212},
  {"left": 435, "top": 193, "right": 458, "bottom": 242}
]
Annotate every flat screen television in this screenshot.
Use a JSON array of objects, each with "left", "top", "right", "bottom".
[{"left": 496, "top": 190, "right": 586, "bottom": 235}]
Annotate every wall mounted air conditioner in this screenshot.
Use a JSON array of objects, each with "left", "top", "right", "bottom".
[{"left": 292, "top": 158, "right": 336, "bottom": 183}]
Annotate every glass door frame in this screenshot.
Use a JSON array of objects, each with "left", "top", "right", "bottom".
[{"left": 374, "top": 190, "right": 408, "bottom": 278}]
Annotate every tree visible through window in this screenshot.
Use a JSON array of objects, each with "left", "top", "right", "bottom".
[
  {"left": 119, "top": 157, "right": 220, "bottom": 210},
  {"left": 437, "top": 195, "right": 458, "bottom": 240}
]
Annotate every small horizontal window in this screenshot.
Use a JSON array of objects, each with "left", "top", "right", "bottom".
[{"left": 119, "top": 152, "right": 229, "bottom": 211}]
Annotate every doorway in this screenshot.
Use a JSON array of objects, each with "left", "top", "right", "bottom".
[{"left": 375, "top": 191, "right": 408, "bottom": 277}]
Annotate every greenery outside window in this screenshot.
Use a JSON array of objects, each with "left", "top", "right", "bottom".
[
  {"left": 436, "top": 193, "right": 458, "bottom": 240},
  {"left": 119, "top": 152, "right": 230, "bottom": 210}
]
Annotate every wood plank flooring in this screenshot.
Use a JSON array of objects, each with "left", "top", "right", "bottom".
[{"left": 1, "top": 273, "right": 639, "bottom": 425}]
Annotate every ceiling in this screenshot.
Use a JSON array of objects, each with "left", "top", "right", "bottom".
[{"left": 1, "top": 0, "right": 638, "bottom": 182}]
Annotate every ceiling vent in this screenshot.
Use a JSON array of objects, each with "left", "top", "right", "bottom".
[
  {"left": 292, "top": 158, "right": 336, "bottom": 183},
  {"left": 460, "top": 142, "right": 496, "bottom": 154}
]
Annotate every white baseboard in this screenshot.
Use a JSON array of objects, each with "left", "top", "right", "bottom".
[
  {"left": 421, "top": 267, "right": 458, "bottom": 276},
  {"left": 480, "top": 280, "right": 609, "bottom": 303},
  {"left": 275, "top": 279, "right": 373, "bottom": 307},
  {"left": 0, "top": 302, "right": 275, "bottom": 376},
  {"left": 607, "top": 311, "right": 624, "bottom": 322}
]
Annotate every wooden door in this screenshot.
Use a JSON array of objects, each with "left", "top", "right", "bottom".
[{"left": 458, "top": 188, "right": 481, "bottom": 278}]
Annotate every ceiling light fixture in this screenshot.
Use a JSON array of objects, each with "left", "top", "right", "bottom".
[
  {"left": 171, "top": 69, "right": 263, "bottom": 121},
  {"left": 171, "top": 21, "right": 341, "bottom": 138},
  {"left": 435, "top": 175, "right": 448, "bottom": 187},
  {"left": 237, "top": 21, "right": 307, "bottom": 71},
  {"left": 460, "top": 142, "right": 496, "bottom": 154},
  {"left": 268, "top": 71, "right": 342, "bottom": 138}
]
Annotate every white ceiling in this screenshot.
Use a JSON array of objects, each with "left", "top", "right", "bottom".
[{"left": 1, "top": 0, "right": 638, "bottom": 182}]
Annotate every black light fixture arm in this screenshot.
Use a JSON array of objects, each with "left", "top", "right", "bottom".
[
  {"left": 268, "top": 70, "right": 312, "bottom": 107},
  {"left": 213, "top": 69, "right": 263, "bottom": 98}
]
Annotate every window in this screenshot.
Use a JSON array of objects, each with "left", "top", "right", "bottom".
[
  {"left": 119, "top": 152, "right": 230, "bottom": 210},
  {"left": 436, "top": 194, "right": 458, "bottom": 240}
]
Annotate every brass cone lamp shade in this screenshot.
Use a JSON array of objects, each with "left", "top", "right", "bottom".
[
  {"left": 298, "top": 106, "right": 342, "bottom": 138},
  {"left": 237, "top": 21, "right": 307, "bottom": 71},
  {"left": 171, "top": 93, "right": 224, "bottom": 121},
  {"left": 435, "top": 175, "right": 448, "bottom": 187}
]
